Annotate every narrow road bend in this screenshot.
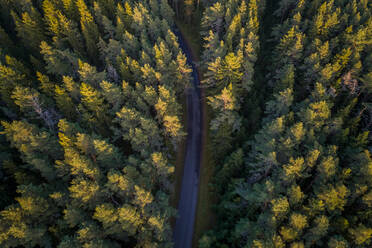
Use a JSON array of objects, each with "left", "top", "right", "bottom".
[{"left": 173, "top": 28, "right": 202, "bottom": 248}]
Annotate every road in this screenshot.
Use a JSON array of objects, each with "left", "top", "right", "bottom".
[{"left": 173, "top": 29, "right": 202, "bottom": 248}]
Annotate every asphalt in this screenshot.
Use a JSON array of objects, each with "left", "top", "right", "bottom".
[{"left": 173, "top": 29, "right": 202, "bottom": 248}]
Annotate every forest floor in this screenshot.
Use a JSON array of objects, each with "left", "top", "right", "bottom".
[
  {"left": 175, "top": 18, "right": 216, "bottom": 248},
  {"left": 193, "top": 92, "right": 215, "bottom": 248}
]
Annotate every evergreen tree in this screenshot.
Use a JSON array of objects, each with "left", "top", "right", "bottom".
[
  {"left": 76, "top": 0, "right": 100, "bottom": 64},
  {"left": 12, "top": 7, "right": 47, "bottom": 53}
]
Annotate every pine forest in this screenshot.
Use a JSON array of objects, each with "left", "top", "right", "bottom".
[{"left": 0, "top": 0, "right": 371, "bottom": 248}]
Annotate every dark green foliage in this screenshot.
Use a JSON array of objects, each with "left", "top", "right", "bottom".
[
  {"left": 202, "top": 0, "right": 263, "bottom": 160},
  {"left": 202, "top": 0, "right": 372, "bottom": 247}
]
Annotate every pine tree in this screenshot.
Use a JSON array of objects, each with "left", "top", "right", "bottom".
[
  {"left": 40, "top": 41, "right": 79, "bottom": 77},
  {"left": 76, "top": 0, "right": 100, "bottom": 64},
  {"left": 0, "top": 59, "right": 28, "bottom": 106},
  {"left": 79, "top": 82, "right": 109, "bottom": 132},
  {"left": 12, "top": 8, "right": 46, "bottom": 53},
  {"left": 1, "top": 120, "right": 61, "bottom": 181},
  {"left": 0, "top": 184, "right": 59, "bottom": 247},
  {"left": 37, "top": 72, "right": 54, "bottom": 97}
]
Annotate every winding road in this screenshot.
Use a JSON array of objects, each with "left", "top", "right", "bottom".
[{"left": 173, "top": 29, "right": 202, "bottom": 248}]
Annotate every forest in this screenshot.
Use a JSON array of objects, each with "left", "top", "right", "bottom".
[{"left": 0, "top": 0, "right": 371, "bottom": 248}]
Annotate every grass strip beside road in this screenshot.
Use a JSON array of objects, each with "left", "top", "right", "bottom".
[{"left": 171, "top": 95, "right": 187, "bottom": 229}]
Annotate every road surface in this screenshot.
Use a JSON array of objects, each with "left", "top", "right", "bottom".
[{"left": 173, "top": 29, "right": 202, "bottom": 248}]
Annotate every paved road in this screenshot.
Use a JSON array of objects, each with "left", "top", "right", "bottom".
[{"left": 173, "top": 29, "right": 202, "bottom": 248}]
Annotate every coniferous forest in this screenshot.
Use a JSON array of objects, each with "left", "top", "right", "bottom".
[{"left": 0, "top": 0, "right": 371, "bottom": 248}]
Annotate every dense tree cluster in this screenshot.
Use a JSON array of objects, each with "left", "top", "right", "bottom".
[
  {"left": 201, "top": 0, "right": 372, "bottom": 247},
  {"left": 201, "top": 0, "right": 264, "bottom": 158},
  {"left": 0, "top": 0, "right": 191, "bottom": 247},
  {"left": 1, "top": 0, "right": 371, "bottom": 247}
]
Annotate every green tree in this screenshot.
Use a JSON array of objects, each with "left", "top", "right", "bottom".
[
  {"left": 12, "top": 8, "right": 46, "bottom": 53},
  {"left": 76, "top": 0, "right": 100, "bottom": 64}
]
